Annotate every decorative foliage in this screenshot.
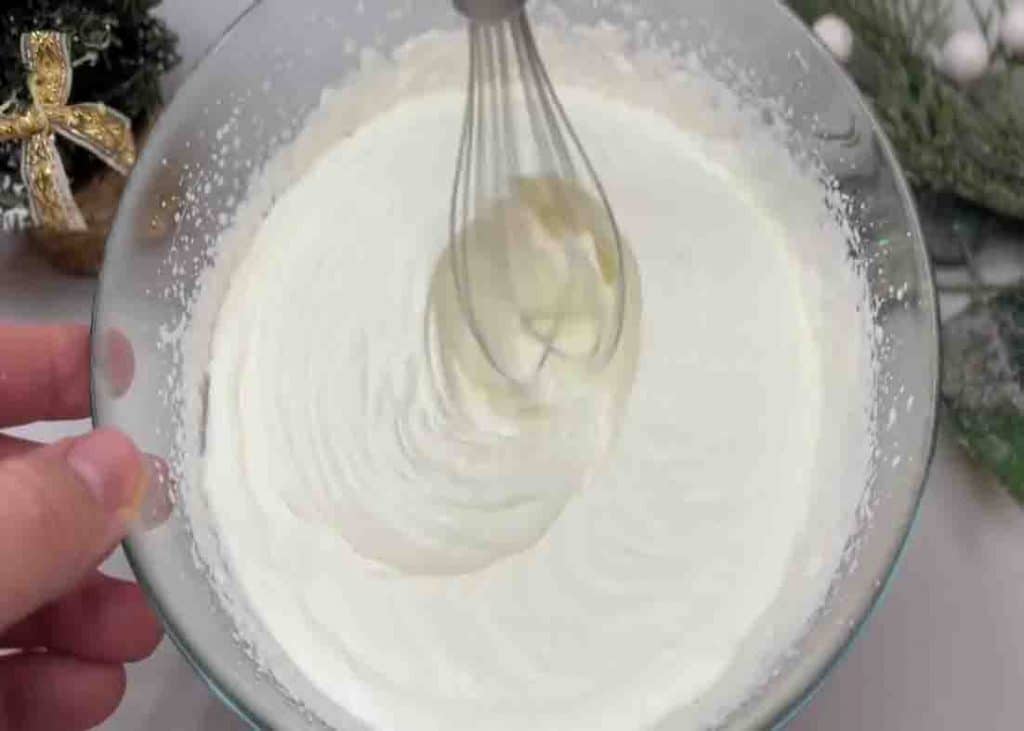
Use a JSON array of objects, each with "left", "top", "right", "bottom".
[
  {"left": 943, "top": 291, "right": 1024, "bottom": 503},
  {"left": 794, "top": 1, "right": 1024, "bottom": 503},
  {"left": 1, "top": 32, "right": 137, "bottom": 232},
  {"left": 791, "top": 0, "right": 1024, "bottom": 221},
  {"left": 0, "top": 1, "right": 179, "bottom": 227}
]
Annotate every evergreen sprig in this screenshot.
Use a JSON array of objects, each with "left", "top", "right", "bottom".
[{"left": 791, "top": 0, "right": 1024, "bottom": 221}]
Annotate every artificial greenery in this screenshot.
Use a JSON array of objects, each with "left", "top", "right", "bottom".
[
  {"left": 790, "top": 0, "right": 1024, "bottom": 221},
  {"left": 790, "top": 1, "right": 1024, "bottom": 503},
  {"left": 0, "top": 0, "right": 179, "bottom": 222},
  {"left": 943, "top": 290, "right": 1024, "bottom": 503}
]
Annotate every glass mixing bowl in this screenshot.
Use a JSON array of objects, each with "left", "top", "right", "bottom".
[{"left": 93, "top": 0, "right": 939, "bottom": 727}]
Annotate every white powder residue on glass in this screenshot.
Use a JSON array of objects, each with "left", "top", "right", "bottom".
[{"left": 171, "top": 25, "right": 878, "bottom": 731}]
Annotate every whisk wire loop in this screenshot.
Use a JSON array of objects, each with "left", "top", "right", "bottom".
[{"left": 450, "top": 10, "right": 628, "bottom": 386}]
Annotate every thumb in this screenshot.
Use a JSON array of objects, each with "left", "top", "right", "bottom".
[{"left": 0, "top": 429, "right": 147, "bottom": 631}]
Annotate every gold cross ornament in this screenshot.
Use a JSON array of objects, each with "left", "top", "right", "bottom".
[{"left": 0, "top": 31, "right": 136, "bottom": 232}]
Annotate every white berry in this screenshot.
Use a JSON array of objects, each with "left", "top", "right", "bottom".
[
  {"left": 1000, "top": 2, "right": 1024, "bottom": 55},
  {"left": 813, "top": 14, "right": 854, "bottom": 63},
  {"left": 941, "top": 29, "right": 990, "bottom": 85}
]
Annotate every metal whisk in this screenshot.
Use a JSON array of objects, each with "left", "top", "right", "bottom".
[{"left": 450, "top": 0, "right": 627, "bottom": 387}]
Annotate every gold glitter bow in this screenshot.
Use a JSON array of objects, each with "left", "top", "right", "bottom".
[{"left": 0, "top": 32, "right": 136, "bottom": 232}]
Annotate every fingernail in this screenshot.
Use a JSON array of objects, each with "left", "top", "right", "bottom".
[
  {"left": 67, "top": 429, "right": 146, "bottom": 515},
  {"left": 136, "top": 456, "right": 173, "bottom": 530}
]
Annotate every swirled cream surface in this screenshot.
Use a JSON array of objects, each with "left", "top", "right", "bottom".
[{"left": 194, "top": 28, "right": 874, "bottom": 731}]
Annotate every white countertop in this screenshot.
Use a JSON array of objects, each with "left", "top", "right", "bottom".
[{"left": 3, "top": 1, "right": 1022, "bottom": 728}]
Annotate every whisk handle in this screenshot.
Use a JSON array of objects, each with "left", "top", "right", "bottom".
[{"left": 453, "top": 0, "right": 526, "bottom": 23}]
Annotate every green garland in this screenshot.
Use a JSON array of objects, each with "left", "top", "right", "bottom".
[
  {"left": 0, "top": 0, "right": 179, "bottom": 222},
  {"left": 943, "top": 290, "right": 1024, "bottom": 503},
  {"left": 791, "top": 1, "right": 1024, "bottom": 503},
  {"left": 790, "top": 0, "right": 1024, "bottom": 221}
]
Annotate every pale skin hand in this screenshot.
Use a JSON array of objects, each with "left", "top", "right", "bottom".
[{"left": 0, "top": 324, "right": 162, "bottom": 730}]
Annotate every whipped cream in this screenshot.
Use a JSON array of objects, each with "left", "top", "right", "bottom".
[{"left": 192, "top": 28, "right": 875, "bottom": 731}]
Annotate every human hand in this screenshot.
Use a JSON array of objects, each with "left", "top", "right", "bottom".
[{"left": 0, "top": 324, "right": 162, "bottom": 730}]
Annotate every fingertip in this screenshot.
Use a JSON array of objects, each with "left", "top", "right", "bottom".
[
  {"left": 101, "top": 662, "right": 128, "bottom": 715},
  {"left": 103, "top": 581, "right": 164, "bottom": 661},
  {"left": 47, "top": 325, "right": 93, "bottom": 421},
  {"left": 83, "top": 661, "right": 127, "bottom": 728},
  {"left": 0, "top": 655, "right": 126, "bottom": 731},
  {"left": 0, "top": 432, "right": 144, "bottom": 627},
  {"left": 72, "top": 575, "right": 164, "bottom": 662},
  {"left": 1, "top": 574, "right": 164, "bottom": 664},
  {"left": 65, "top": 429, "right": 145, "bottom": 517},
  {"left": 0, "top": 324, "right": 91, "bottom": 427}
]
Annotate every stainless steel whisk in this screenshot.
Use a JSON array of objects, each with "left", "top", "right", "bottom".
[{"left": 450, "top": 0, "right": 628, "bottom": 387}]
